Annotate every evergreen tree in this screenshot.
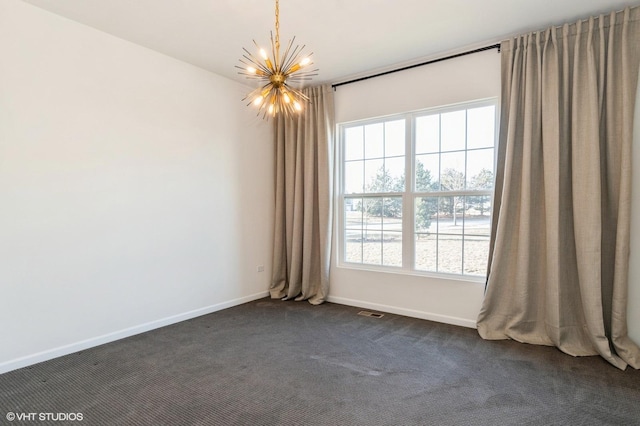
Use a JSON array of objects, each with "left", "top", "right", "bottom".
[
  {"left": 365, "top": 166, "right": 403, "bottom": 218},
  {"left": 415, "top": 161, "right": 438, "bottom": 231},
  {"left": 415, "top": 161, "right": 434, "bottom": 192}
]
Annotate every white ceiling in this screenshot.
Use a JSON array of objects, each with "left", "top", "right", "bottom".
[{"left": 21, "top": 0, "right": 639, "bottom": 85}]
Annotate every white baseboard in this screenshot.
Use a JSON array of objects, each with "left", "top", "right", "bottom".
[
  {"left": 326, "top": 295, "right": 477, "bottom": 329},
  {"left": 0, "top": 291, "right": 269, "bottom": 375}
]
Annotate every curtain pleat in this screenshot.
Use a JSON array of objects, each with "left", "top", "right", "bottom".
[
  {"left": 477, "top": 7, "right": 640, "bottom": 369},
  {"left": 270, "top": 85, "right": 335, "bottom": 305}
]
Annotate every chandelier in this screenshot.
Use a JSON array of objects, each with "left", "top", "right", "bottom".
[{"left": 237, "top": 0, "right": 317, "bottom": 119}]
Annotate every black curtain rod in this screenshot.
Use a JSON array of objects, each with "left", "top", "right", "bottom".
[{"left": 331, "top": 43, "right": 501, "bottom": 89}]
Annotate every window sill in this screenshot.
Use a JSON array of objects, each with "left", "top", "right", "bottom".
[{"left": 334, "top": 262, "right": 486, "bottom": 284}]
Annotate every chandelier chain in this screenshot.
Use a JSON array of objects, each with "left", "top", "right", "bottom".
[{"left": 275, "top": 0, "right": 280, "bottom": 55}]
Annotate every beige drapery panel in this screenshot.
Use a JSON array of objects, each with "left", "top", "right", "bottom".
[
  {"left": 477, "top": 7, "right": 640, "bottom": 369},
  {"left": 269, "top": 85, "right": 335, "bottom": 305}
]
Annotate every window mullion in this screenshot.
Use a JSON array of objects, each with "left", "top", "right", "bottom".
[{"left": 402, "top": 115, "right": 414, "bottom": 270}]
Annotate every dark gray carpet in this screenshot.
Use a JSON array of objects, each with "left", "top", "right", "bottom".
[{"left": 1, "top": 298, "right": 639, "bottom": 426}]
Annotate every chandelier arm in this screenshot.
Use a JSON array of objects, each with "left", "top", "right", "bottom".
[
  {"left": 250, "top": 40, "right": 265, "bottom": 61},
  {"left": 243, "top": 86, "right": 264, "bottom": 104},
  {"left": 288, "top": 70, "right": 319, "bottom": 76},
  {"left": 254, "top": 87, "right": 274, "bottom": 112},
  {"left": 287, "top": 67, "right": 319, "bottom": 76},
  {"left": 280, "top": 42, "right": 302, "bottom": 74},
  {"left": 239, "top": 55, "right": 271, "bottom": 75},
  {"left": 282, "top": 45, "right": 313, "bottom": 76},
  {"left": 287, "top": 74, "right": 319, "bottom": 82},
  {"left": 288, "top": 87, "right": 309, "bottom": 101},
  {"left": 242, "top": 47, "right": 270, "bottom": 69},
  {"left": 279, "top": 38, "right": 297, "bottom": 72}
]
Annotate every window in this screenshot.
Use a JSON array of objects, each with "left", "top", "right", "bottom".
[{"left": 339, "top": 99, "right": 497, "bottom": 278}]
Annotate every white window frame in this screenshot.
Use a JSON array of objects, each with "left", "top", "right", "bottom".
[{"left": 336, "top": 98, "right": 498, "bottom": 282}]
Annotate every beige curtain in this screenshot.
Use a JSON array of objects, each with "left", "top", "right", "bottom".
[
  {"left": 477, "top": 7, "right": 640, "bottom": 369},
  {"left": 269, "top": 85, "right": 335, "bottom": 305}
]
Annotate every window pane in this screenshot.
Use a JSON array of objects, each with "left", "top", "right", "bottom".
[
  {"left": 345, "top": 230, "right": 363, "bottom": 263},
  {"left": 345, "top": 198, "right": 363, "bottom": 229},
  {"left": 363, "top": 232, "right": 382, "bottom": 265},
  {"left": 383, "top": 197, "right": 402, "bottom": 231},
  {"left": 415, "top": 196, "right": 438, "bottom": 233},
  {"left": 344, "top": 160, "right": 364, "bottom": 194},
  {"left": 441, "top": 110, "right": 466, "bottom": 152},
  {"left": 344, "top": 126, "right": 364, "bottom": 160},
  {"left": 385, "top": 156, "right": 405, "bottom": 192},
  {"left": 360, "top": 197, "right": 387, "bottom": 266},
  {"left": 464, "top": 195, "right": 492, "bottom": 236},
  {"left": 463, "top": 236, "right": 490, "bottom": 276},
  {"left": 415, "top": 233, "right": 437, "bottom": 271},
  {"left": 467, "top": 148, "right": 494, "bottom": 188},
  {"left": 416, "top": 114, "right": 439, "bottom": 154},
  {"left": 363, "top": 198, "right": 382, "bottom": 232},
  {"left": 437, "top": 196, "right": 464, "bottom": 235},
  {"left": 385, "top": 119, "right": 405, "bottom": 157},
  {"left": 452, "top": 197, "right": 466, "bottom": 235},
  {"left": 364, "top": 159, "right": 384, "bottom": 193},
  {"left": 344, "top": 197, "right": 363, "bottom": 263},
  {"left": 364, "top": 123, "right": 384, "bottom": 159},
  {"left": 467, "top": 106, "right": 495, "bottom": 150},
  {"left": 344, "top": 198, "right": 362, "bottom": 220},
  {"left": 383, "top": 231, "right": 402, "bottom": 267},
  {"left": 383, "top": 197, "right": 403, "bottom": 228},
  {"left": 438, "top": 234, "right": 462, "bottom": 274},
  {"left": 415, "top": 154, "right": 439, "bottom": 191},
  {"left": 439, "top": 152, "right": 466, "bottom": 191}
]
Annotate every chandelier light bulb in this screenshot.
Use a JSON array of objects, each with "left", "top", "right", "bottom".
[
  {"left": 253, "top": 96, "right": 263, "bottom": 106},
  {"left": 247, "top": 66, "right": 257, "bottom": 74},
  {"left": 294, "top": 101, "right": 302, "bottom": 111}
]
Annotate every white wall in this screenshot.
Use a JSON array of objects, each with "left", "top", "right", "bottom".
[
  {"left": 331, "top": 48, "right": 640, "bottom": 344},
  {"left": 0, "top": 0, "right": 273, "bottom": 373}
]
